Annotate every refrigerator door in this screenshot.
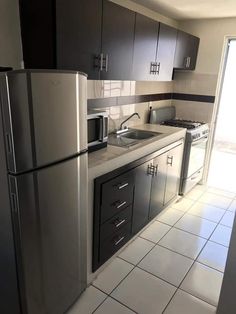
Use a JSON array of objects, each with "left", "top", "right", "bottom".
[
  {"left": 9, "top": 154, "right": 87, "bottom": 314},
  {"left": 0, "top": 70, "right": 87, "bottom": 174}
]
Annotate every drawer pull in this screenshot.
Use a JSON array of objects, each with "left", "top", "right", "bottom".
[
  {"left": 114, "top": 236, "right": 125, "bottom": 246},
  {"left": 118, "top": 182, "right": 129, "bottom": 190},
  {"left": 167, "top": 156, "right": 173, "bottom": 166},
  {"left": 114, "top": 219, "right": 126, "bottom": 228},
  {"left": 116, "top": 201, "right": 127, "bottom": 209}
]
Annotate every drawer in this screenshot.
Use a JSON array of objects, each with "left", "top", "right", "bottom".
[
  {"left": 99, "top": 222, "right": 131, "bottom": 264},
  {"left": 100, "top": 205, "right": 132, "bottom": 241},
  {"left": 101, "top": 172, "right": 134, "bottom": 223}
]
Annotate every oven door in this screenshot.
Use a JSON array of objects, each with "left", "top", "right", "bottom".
[
  {"left": 87, "top": 116, "right": 108, "bottom": 147},
  {"left": 184, "top": 135, "right": 208, "bottom": 179}
]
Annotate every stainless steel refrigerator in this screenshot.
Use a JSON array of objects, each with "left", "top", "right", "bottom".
[{"left": 0, "top": 70, "right": 88, "bottom": 314}]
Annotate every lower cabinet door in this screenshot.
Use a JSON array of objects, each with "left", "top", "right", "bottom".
[
  {"left": 164, "top": 144, "right": 183, "bottom": 205},
  {"left": 149, "top": 152, "right": 168, "bottom": 219},
  {"left": 132, "top": 161, "right": 153, "bottom": 234}
]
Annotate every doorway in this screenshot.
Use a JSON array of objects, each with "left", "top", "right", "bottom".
[{"left": 208, "top": 39, "right": 236, "bottom": 192}]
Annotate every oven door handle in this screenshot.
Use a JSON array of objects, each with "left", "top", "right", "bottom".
[{"left": 192, "top": 136, "right": 208, "bottom": 144}]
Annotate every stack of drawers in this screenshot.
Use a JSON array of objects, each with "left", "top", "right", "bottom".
[{"left": 99, "top": 171, "right": 135, "bottom": 265}]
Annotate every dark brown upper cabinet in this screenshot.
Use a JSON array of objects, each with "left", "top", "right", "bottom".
[
  {"left": 132, "top": 16, "right": 177, "bottom": 81},
  {"left": 100, "top": 1, "right": 135, "bottom": 80},
  {"left": 19, "top": 0, "right": 199, "bottom": 80},
  {"left": 19, "top": 0, "right": 56, "bottom": 69},
  {"left": 56, "top": 0, "right": 102, "bottom": 79},
  {"left": 156, "top": 23, "right": 177, "bottom": 81},
  {"left": 132, "top": 13, "right": 159, "bottom": 81},
  {"left": 174, "top": 30, "right": 200, "bottom": 70}
]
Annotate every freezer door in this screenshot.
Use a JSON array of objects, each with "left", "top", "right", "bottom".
[
  {"left": 0, "top": 70, "right": 87, "bottom": 174},
  {"left": 9, "top": 155, "right": 87, "bottom": 314}
]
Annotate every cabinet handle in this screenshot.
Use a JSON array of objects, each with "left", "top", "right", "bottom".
[
  {"left": 116, "top": 201, "right": 127, "bottom": 209},
  {"left": 105, "top": 54, "right": 109, "bottom": 72},
  {"left": 187, "top": 57, "right": 191, "bottom": 68},
  {"left": 114, "top": 218, "right": 126, "bottom": 228},
  {"left": 147, "top": 164, "right": 156, "bottom": 176},
  {"left": 114, "top": 236, "right": 125, "bottom": 246},
  {"left": 99, "top": 53, "right": 104, "bottom": 71},
  {"left": 150, "top": 62, "right": 157, "bottom": 74},
  {"left": 185, "top": 56, "right": 191, "bottom": 68},
  {"left": 118, "top": 182, "right": 129, "bottom": 190},
  {"left": 154, "top": 165, "right": 158, "bottom": 176},
  {"left": 156, "top": 62, "right": 160, "bottom": 75},
  {"left": 167, "top": 156, "right": 173, "bottom": 166}
]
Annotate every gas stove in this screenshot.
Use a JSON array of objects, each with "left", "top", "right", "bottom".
[
  {"left": 161, "top": 119, "right": 204, "bottom": 130},
  {"left": 149, "top": 107, "right": 210, "bottom": 195},
  {"left": 161, "top": 119, "right": 209, "bottom": 142}
]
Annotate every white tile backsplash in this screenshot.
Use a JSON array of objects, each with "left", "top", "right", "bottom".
[
  {"left": 87, "top": 80, "right": 172, "bottom": 99},
  {"left": 173, "top": 72, "right": 218, "bottom": 96},
  {"left": 172, "top": 100, "right": 214, "bottom": 123}
]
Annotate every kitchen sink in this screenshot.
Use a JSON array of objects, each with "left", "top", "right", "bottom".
[
  {"left": 120, "top": 129, "right": 162, "bottom": 140},
  {"left": 108, "top": 129, "right": 163, "bottom": 148}
]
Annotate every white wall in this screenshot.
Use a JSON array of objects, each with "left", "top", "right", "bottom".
[
  {"left": 0, "top": 0, "right": 22, "bottom": 69},
  {"left": 173, "top": 18, "right": 236, "bottom": 124},
  {"left": 179, "top": 18, "right": 236, "bottom": 75}
]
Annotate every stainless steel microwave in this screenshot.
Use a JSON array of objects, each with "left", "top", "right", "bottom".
[{"left": 87, "top": 110, "right": 108, "bottom": 152}]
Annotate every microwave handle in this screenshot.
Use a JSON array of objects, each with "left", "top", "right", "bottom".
[{"left": 99, "top": 116, "right": 105, "bottom": 142}]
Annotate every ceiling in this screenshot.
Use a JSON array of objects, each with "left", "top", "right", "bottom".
[{"left": 133, "top": 0, "right": 236, "bottom": 20}]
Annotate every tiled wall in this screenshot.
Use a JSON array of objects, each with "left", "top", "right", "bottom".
[
  {"left": 172, "top": 72, "right": 216, "bottom": 123},
  {"left": 88, "top": 80, "right": 173, "bottom": 133}
]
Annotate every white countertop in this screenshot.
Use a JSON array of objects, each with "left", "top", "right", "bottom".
[{"left": 88, "top": 123, "right": 186, "bottom": 178}]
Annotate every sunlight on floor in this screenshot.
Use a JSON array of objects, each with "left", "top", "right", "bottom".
[{"left": 208, "top": 147, "right": 236, "bottom": 193}]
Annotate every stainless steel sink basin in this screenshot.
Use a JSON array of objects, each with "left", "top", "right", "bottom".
[
  {"left": 120, "top": 129, "right": 162, "bottom": 140},
  {"left": 108, "top": 129, "right": 163, "bottom": 148}
]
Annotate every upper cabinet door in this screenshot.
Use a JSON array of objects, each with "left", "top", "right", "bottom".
[
  {"left": 101, "top": 0, "right": 135, "bottom": 80},
  {"left": 56, "top": 0, "right": 102, "bottom": 79},
  {"left": 174, "top": 30, "right": 200, "bottom": 70},
  {"left": 132, "top": 14, "right": 159, "bottom": 81},
  {"left": 156, "top": 23, "right": 177, "bottom": 81},
  {"left": 19, "top": 0, "right": 56, "bottom": 69}
]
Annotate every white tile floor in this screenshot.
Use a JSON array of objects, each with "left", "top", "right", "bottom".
[{"left": 68, "top": 185, "right": 236, "bottom": 314}]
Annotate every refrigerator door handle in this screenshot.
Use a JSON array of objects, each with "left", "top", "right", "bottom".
[
  {"left": 5, "top": 132, "right": 13, "bottom": 153},
  {"left": 11, "top": 193, "right": 19, "bottom": 213}
]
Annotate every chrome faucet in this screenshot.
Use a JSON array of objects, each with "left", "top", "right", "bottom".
[{"left": 117, "top": 112, "right": 141, "bottom": 134}]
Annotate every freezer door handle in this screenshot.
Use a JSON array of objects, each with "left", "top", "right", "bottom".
[{"left": 11, "top": 193, "right": 19, "bottom": 213}]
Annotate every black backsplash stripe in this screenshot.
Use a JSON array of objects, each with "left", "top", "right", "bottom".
[
  {"left": 172, "top": 93, "right": 215, "bottom": 103},
  {"left": 87, "top": 92, "right": 215, "bottom": 108}
]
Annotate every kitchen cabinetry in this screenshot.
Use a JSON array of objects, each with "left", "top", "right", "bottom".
[
  {"left": 132, "top": 17, "right": 177, "bottom": 81},
  {"left": 132, "top": 13, "right": 159, "bottom": 81},
  {"left": 132, "top": 161, "right": 153, "bottom": 234},
  {"left": 56, "top": 0, "right": 102, "bottom": 79},
  {"left": 149, "top": 152, "right": 167, "bottom": 219},
  {"left": 101, "top": 1, "right": 135, "bottom": 80},
  {"left": 19, "top": 0, "right": 56, "bottom": 69},
  {"left": 19, "top": 1, "right": 199, "bottom": 79},
  {"left": 174, "top": 30, "right": 200, "bottom": 70},
  {"left": 156, "top": 24, "right": 177, "bottom": 80},
  {"left": 164, "top": 144, "right": 183, "bottom": 204},
  {"left": 93, "top": 140, "right": 183, "bottom": 271},
  {"left": 93, "top": 169, "right": 135, "bottom": 271}
]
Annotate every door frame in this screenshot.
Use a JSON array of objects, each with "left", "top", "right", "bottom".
[{"left": 203, "top": 36, "right": 236, "bottom": 184}]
